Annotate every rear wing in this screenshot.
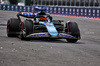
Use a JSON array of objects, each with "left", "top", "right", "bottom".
[
  {"left": 17, "top": 12, "right": 38, "bottom": 21},
  {"left": 17, "top": 12, "right": 38, "bottom": 18},
  {"left": 17, "top": 7, "right": 46, "bottom": 18},
  {"left": 17, "top": 12, "right": 52, "bottom": 22}
]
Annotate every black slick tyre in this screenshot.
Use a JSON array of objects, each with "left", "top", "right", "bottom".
[
  {"left": 7, "top": 18, "right": 20, "bottom": 37},
  {"left": 66, "top": 22, "right": 81, "bottom": 43},
  {"left": 20, "top": 20, "right": 33, "bottom": 40},
  {"left": 24, "top": 20, "right": 33, "bottom": 35}
]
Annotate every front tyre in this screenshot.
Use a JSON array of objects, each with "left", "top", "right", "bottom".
[
  {"left": 66, "top": 22, "right": 81, "bottom": 43},
  {"left": 25, "top": 20, "right": 33, "bottom": 35},
  {"left": 20, "top": 20, "right": 33, "bottom": 40}
]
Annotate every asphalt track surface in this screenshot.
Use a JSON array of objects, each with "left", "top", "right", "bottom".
[{"left": 0, "top": 10, "right": 100, "bottom": 66}]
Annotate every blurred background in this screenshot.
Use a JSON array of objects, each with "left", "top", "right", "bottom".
[{"left": 0, "top": 0, "right": 100, "bottom": 7}]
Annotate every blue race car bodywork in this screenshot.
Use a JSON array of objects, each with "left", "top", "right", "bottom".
[
  {"left": 25, "top": 21, "right": 76, "bottom": 39},
  {"left": 7, "top": 7, "right": 81, "bottom": 43}
]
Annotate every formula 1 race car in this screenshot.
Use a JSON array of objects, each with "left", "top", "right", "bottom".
[{"left": 7, "top": 8, "right": 81, "bottom": 43}]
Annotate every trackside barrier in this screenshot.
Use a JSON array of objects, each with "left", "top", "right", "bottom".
[{"left": 0, "top": 4, "right": 100, "bottom": 18}]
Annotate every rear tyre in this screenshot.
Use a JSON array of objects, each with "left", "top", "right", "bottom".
[
  {"left": 66, "top": 22, "right": 81, "bottom": 43},
  {"left": 7, "top": 18, "right": 20, "bottom": 37}
]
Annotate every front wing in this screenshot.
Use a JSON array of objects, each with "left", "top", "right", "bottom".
[{"left": 25, "top": 33, "right": 79, "bottom": 39}]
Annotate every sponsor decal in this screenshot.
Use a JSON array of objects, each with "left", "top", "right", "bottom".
[
  {"left": 54, "top": 8, "right": 56, "bottom": 10},
  {"left": 62, "top": 8, "right": 64, "bottom": 11},
  {"left": 11, "top": 6, "right": 14, "bottom": 10},
  {"left": 85, "top": 9, "right": 87, "bottom": 12},
  {"left": 77, "top": 9, "right": 79, "bottom": 12},
  {"left": 47, "top": 7, "right": 49, "bottom": 10},
  {"left": 66, "top": 8, "right": 68, "bottom": 11},
  {"left": 3, "top": 5, "right": 5, "bottom": 10},
  {"left": 28, "top": 33, "right": 46, "bottom": 37},
  {"left": 81, "top": 9, "right": 83, "bottom": 12},
  {"left": 22, "top": 12, "right": 37, "bottom": 17},
  {"left": 50, "top": 8, "right": 52, "bottom": 10},
  {"left": 69, "top": 9, "right": 71, "bottom": 12},
  {"left": 97, "top": 10, "right": 99, "bottom": 13},
  {"left": 15, "top": 6, "right": 18, "bottom": 11},
  {"left": 93, "top": 9, "right": 95, "bottom": 13},
  {"left": 73, "top": 9, "right": 75, "bottom": 12},
  {"left": 60, "top": 34, "right": 73, "bottom": 38}
]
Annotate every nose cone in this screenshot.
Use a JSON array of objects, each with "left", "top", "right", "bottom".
[{"left": 46, "top": 26, "right": 58, "bottom": 36}]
